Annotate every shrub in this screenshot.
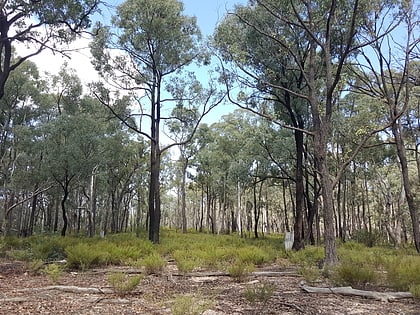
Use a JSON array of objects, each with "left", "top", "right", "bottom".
[
  {"left": 409, "top": 284, "right": 420, "bottom": 299},
  {"left": 227, "top": 260, "right": 255, "bottom": 282},
  {"left": 171, "top": 294, "right": 213, "bottom": 315},
  {"left": 31, "top": 238, "right": 66, "bottom": 261},
  {"left": 173, "top": 250, "right": 198, "bottom": 274},
  {"left": 244, "top": 281, "right": 276, "bottom": 304},
  {"left": 141, "top": 252, "right": 166, "bottom": 275},
  {"left": 331, "top": 261, "right": 377, "bottom": 287},
  {"left": 236, "top": 246, "right": 270, "bottom": 266},
  {"left": 65, "top": 243, "right": 105, "bottom": 270},
  {"left": 298, "top": 265, "right": 321, "bottom": 283},
  {"left": 44, "top": 263, "right": 63, "bottom": 284},
  {"left": 288, "top": 246, "right": 324, "bottom": 267},
  {"left": 352, "top": 229, "right": 383, "bottom": 247},
  {"left": 108, "top": 272, "right": 142, "bottom": 296},
  {"left": 386, "top": 256, "right": 420, "bottom": 291},
  {"left": 29, "top": 259, "right": 44, "bottom": 275}
]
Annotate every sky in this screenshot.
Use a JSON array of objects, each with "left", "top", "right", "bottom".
[{"left": 15, "top": 0, "right": 247, "bottom": 125}]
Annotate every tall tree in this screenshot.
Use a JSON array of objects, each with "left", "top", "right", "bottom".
[
  {"left": 0, "top": 0, "right": 100, "bottom": 99},
  {"left": 353, "top": 0, "right": 420, "bottom": 252},
  {"left": 90, "top": 0, "right": 220, "bottom": 243},
  {"left": 214, "top": 0, "right": 395, "bottom": 265}
]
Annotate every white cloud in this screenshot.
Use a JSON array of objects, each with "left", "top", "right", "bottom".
[{"left": 15, "top": 34, "right": 100, "bottom": 89}]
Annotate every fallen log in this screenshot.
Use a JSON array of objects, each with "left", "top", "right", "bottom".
[
  {"left": 300, "top": 284, "right": 413, "bottom": 302},
  {"left": 19, "top": 285, "right": 114, "bottom": 294}
]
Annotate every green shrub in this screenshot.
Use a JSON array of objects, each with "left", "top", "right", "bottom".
[
  {"left": 8, "top": 249, "right": 33, "bottom": 261},
  {"left": 173, "top": 250, "right": 198, "bottom": 274},
  {"left": 142, "top": 252, "right": 166, "bottom": 275},
  {"left": 236, "top": 246, "right": 270, "bottom": 266},
  {"left": 386, "top": 256, "right": 420, "bottom": 291},
  {"left": 65, "top": 243, "right": 105, "bottom": 270},
  {"left": 29, "top": 259, "right": 44, "bottom": 275},
  {"left": 31, "top": 238, "right": 66, "bottom": 261},
  {"left": 108, "top": 272, "right": 142, "bottom": 296},
  {"left": 227, "top": 260, "right": 255, "bottom": 282},
  {"left": 44, "top": 263, "right": 63, "bottom": 284},
  {"left": 171, "top": 294, "right": 213, "bottom": 315},
  {"left": 288, "top": 246, "right": 324, "bottom": 267},
  {"left": 244, "top": 281, "right": 276, "bottom": 304},
  {"left": 352, "top": 229, "right": 384, "bottom": 247},
  {"left": 409, "top": 284, "right": 420, "bottom": 299},
  {"left": 298, "top": 265, "right": 321, "bottom": 283},
  {"left": 3, "top": 236, "right": 27, "bottom": 250},
  {"left": 331, "top": 261, "right": 377, "bottom": 287}
]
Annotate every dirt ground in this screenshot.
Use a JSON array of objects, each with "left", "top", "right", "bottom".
[{"left": 0, "top": 259, "right": 419, "bottom": 315}]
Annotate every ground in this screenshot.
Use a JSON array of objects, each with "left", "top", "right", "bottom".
[{"left": 0, "top": 259, "right": 419, "bottom": 315}]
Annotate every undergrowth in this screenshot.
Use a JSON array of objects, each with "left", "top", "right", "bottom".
[{"left": 1, "top": 229, "right": 420, "bottom": 295}]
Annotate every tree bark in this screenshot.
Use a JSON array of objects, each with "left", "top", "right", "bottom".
[
  {"left": 392, "top": 121, "right": 420, "bottom": 252},
  {"left": 293, "top": 129, "right": 305, "bottom": 250}
]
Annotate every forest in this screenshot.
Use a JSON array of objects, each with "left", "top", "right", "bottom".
[{"left": 0, "top": 0, "right": 419, "bottom": 269}]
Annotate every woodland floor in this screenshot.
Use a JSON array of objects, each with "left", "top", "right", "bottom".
[{"left": 0, "top": 258, "right": 419, "bottom": 315}]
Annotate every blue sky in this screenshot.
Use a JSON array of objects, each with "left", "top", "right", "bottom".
[
  {"left": 16, "top": 0, "right": 248, "bottom": 125},
  {"left": 183, "top": 0, "right": 247, "bottom": 36},
  {"left": 101, "top": 0, "right": 247, "bottom": 37}
]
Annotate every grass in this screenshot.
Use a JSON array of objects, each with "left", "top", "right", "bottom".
[
  {"left": 108, "top": 272, "right": 142, "bottom": 296},
  {"left": 244, "top": 281, "right": 276, "bottom": 304},
  {"left": 1, "top": 229, "right": 420, "bottom": 295},
  {"left": 171, "top": 294, "right": 213, "bottom": 315}
]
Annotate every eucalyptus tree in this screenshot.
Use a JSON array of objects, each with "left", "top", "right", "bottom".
[
  {"left": 214, "top": 0, "right": 396, "bottom": 265},
  {"left": 36, "top": 65, "right": 106, "bottom": 236},
  {"left": 90, "top": 0, "right": 221, "bottom": 243},
  {"left": 351, "top": 1, "right": 420, "bottom": 252},
  {"left": 0, "top": 0, "right": 100, "bottom": 99},
  {"left": 0, "top": 59, "right": 45, "bottom": 236},
  {"left": 167, "top": 104, "right": 200, "bottom": 233},
  {"left": 191, "top": 109, "right": 291, "bottom": 236},
  {"left": 98, "top": 131, "right": 147, "bottom": 234}
]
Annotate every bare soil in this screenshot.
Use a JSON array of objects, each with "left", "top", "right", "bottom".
[{"left": 0, "top": 258, "right": 419, "bottom": 315}]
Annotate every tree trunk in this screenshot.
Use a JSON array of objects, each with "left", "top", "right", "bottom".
[
  {"left": 293, "top": 129, "right": 305, "bottom": 250},
  {"left": 392, "top": 121, "right": 420, "bottom": 252},
  {"left": 181, "top": 157, "right": 188, "bottom": 233},
  {"left": 61, "top": 185, "right": 69, "bottom": 237},
  {"left": 28, "top": 188, "right": 38, "bottom": 236},
  {"left": 148, "top": 142, "right": 161, "bottom": 243}
]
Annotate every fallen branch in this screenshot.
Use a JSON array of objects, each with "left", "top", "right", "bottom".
[
  {"left": 172, "top": 270, "right": 299, "bottom": 277},
  {"left": 19, "top": 285, "right": 114, "bottom": 294},
  {"left": 1, "top": 296, "right": 35, "bottom": 303},
  {"left": 300, "top": 284, "right": 413, "bottom": 302},
  {"left": 252, "top": 271, "right": 300, "bottom": 277}
]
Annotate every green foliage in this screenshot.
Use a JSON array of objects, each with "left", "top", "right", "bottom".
[
  {"left": 352, "top": 229, "right": 384, "bottom": 247},
  {"left": 298, "top": 266, "right": 321, "bottom": 283},
  {"left": 44, "top": 263, "right": 63, "bottom": 284},
  {"left": 2, "top": 237, "right": 27, "bottom": 250},
  {"left": 332, "top": 244, "right": 384, "bottom": 287},
  {"left": 244, "top": 281, "right": 276, "bottom": 304},
  {"left": 288, "top": 246, "right": 324, "bottom": 267},
  {"left": 409, "top": 284, "right": 420, "bottom": 299},
  {"left": 29, "top": 259, "right": 45, "bottom": 275},
  {"left": 331, "top": 262, "right": 377, "bottom": 287},
  {"left": 236, "top": 246, "right": 270, "bottom": 266},
  {"left": 30, "top": 237, "right": 67, "bottom": 261},
  {"left": 386, "top": 256, "right": 420, "bottom": 291},
  {"left": 173, "top": 250, "right": 199, "bottom": 274},
  {"left": 171, "top": 294, "right": 213, "bottom": 315},
  {"left": 65, "top": 243, "right": 105, "bottom": 271},
  {"left": 227, "top": 260, "right": 255, "bottom": 282},
  {"left": 8, "top": 249, "right": 33, "bottom": 261},
  {"left": 141, "top": 252, "right": 166, "bottom": 275},
  {"left": 108, "top": 272, "right": 142, "bottom": 296}
]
